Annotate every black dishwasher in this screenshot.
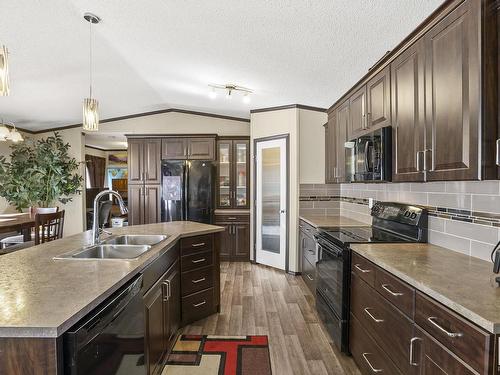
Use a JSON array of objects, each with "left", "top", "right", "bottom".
[{"left": 64, "top": 275, "right": 145, "bottom": 375}]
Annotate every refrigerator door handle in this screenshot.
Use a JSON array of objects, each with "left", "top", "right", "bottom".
[{"left": 184, "top": 161, "right": 189, "bottom": 221}]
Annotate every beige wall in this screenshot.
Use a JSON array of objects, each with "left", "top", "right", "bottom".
[
  {"left": 98, "top": 111, "right": 250, "bottom": 136},
  {"left": 250, "top": 108, "right": 300, "bottom": 272},
  {"left": 298, "top": 109, "right": 327, "bottom": 184}
]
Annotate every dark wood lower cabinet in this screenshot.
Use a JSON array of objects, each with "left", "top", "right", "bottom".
[
  {"left": 350, "top": 252, "right": 494, "bottom": 375},
  {"left": 215, "top": 213, "right": 250, "bottom": 262}
]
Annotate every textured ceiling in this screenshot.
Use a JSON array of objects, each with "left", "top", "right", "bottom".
[{"left": 0, "top": 0, "right": 443, "bottom": 131}]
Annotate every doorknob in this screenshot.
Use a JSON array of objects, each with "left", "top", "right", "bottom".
[{"left": 280, "top": 209, "right": 286, "bottom": 214}]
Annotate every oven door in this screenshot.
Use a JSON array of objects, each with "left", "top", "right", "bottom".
[{"left": 316, "top": 237, "right": 346, "bottom": 319}]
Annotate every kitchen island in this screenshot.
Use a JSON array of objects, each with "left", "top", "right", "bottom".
[{"left": 0, "top": 221, "right": 224, "bottom": 374}]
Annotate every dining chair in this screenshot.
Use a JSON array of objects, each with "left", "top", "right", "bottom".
[
  {"left": 34, "top": 210, "right": 65, "bottom": 245},
  {"left": 0, "top": 207, "right": 59, "bottom": 249}
]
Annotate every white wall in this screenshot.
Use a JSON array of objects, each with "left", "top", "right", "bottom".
[
  {"left": 98, "top": 111, "right": 250, "bottom": 136},
  {"left": 298, "top": 109, "right": 327, "bottom": 184},
  {"left": 250, "top": 108, "right": 300, "bottom": 272}
]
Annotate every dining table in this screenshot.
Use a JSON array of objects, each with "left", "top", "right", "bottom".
[{"left": 0, "top": 212, "right": 36, "bottom": 242}]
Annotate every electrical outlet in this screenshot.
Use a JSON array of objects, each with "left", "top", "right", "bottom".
[{"left": 368, "top": 198, "right": 374, "bottom": 209}]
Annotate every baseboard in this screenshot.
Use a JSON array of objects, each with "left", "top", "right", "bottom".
[{"left": 287, "top": 271, "right": 301, "bottom": 276}]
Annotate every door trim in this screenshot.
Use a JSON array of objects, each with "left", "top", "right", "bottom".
[{"left": 252, "top": 134, "right": 290, "bottom": 272}]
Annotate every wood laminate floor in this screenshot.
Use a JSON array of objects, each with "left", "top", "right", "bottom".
[{"left": 182, "top": 262, "right": 361, "bottom": 375}]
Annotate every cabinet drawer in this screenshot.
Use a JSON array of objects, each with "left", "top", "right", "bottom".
[
  {"left": 375, "top": 267, "right": 415, "bottom": 319},
  {"left": 301, "top": 256, "right": 317, "bottom": 294},
  {"left": 350, "top": 314, "right": 402, "bottom": 375},
  {"left": 181, "top": 250, "right": 213, "bottom": 272},
  {"left": 180, "top": 234, "right": 213, "bottom": 254},
  {"left": 215, "top": 214, "right": 249, "bottom": 223},
  {"left": 181, "top": 266, "right": 214, "bottom": 296},
  {"left": 415, "top": 292, "right": 493, "bottom": 374},
  {"left": 182, "top": 288, "right": 215, "bottom": 325},
  {"left": 351, "top": 253, "right": 375, "bottom": 287},
  {"left": 351, "top": 273, "right": 416, "bottom": 375}
]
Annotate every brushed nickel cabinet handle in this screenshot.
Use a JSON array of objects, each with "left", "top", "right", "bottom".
[
  {"left": 354, "top": 264, "right": 371, "bottom": 273},
  {"left": 191, "top": 258, "right": 206, "bottom": 264},
  {"left": 409, "top": 337, "right": 421, "bottom": 366},
  {"left": 227, "top": 217, "right": 237, "bottom": 220},
  {"left": 416, "top": 151, "right": 425, "bottom": 172},
  {"left": 496, "top": 139, "right": 500, "bottom": 166},
  {"left": 381, "top": 284, "right": 404, "bottom": 297},
  {"left": 306, "top": 274, "right": 314, "bottom": 281},
  {"left": 427, "top": 317, "right": 463, "bottom": 338},
  {"left": 193, "top": 300, "right": 206, "bottom": 308},
  {"left": 364, "top": 308, "right": 384, "bottom": 323},
  {"left": 362, "top": 353, "right": 383, "bottom": 373},
  {"left": 192, "top": 278, "right": 206, "bottom": 284},
  {"left": 191, "top": 242, "right": 206, "bottom": 247}
]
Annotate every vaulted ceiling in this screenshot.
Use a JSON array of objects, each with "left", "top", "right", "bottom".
[{"left": 0, "top": 0, "right": 443, "bottom": 131}]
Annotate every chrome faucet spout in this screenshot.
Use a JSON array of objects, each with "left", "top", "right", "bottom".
[{"left": 92, "top": 190, "right": 127, "bottom": 246}]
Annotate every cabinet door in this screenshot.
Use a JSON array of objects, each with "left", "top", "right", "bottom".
[
  {"left": 325, "top": 114, "right": 336, "bottom": 183},
  {"left": 348, "top": 86, "right": 367, "bottom": 139},
  {"left": 424, "top": 0, "right": 480, "bottom": 181},
  {"left": 162, "top": 138, "right": 187, "bottom": 159},
  {"left": 144, "top": 185, "right": 161, "bottom": 224},
  {"left": 216, "top": 223, "right": 233, "bottom": 261},
  {"left": 391, "top": 40, "right": 426, "bottom": 182},
  {"left": 144, "top": 139, "right": 161, "bottom": 184},
  {"left": 164, "top": 260, "right": 181, "bottom": 350},
  {"left": 128, "top": 139, "right": 144, "bottom": 184},
  {"left": 367, "top": 65, "right": 391, "bottom": 130},
  {"left": 234, "top": 222, "right": 250, "bottom": 261},
  {"left": 128, "top": 185, "right": 144, "bottom": 225},
  {"left": 336, "top": 101, "right": 350, "bottom": 182},
  {"left": 144, "top": 281, "right": 166, "bottom": 375},
  {"left": 217, "top": 140, "right": 233, "bottom": 208},
  {"left": 414, "top": 327, "right": 475, "bottom": 375},
  {"left": 188, "top": 138, "right": 215, "bottom": 160},
  {"left": 234, "top": 140, "right": 249, "bottom": 208}
]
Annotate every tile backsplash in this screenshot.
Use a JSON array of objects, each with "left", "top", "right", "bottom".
[{"left": 300, "top": 181, "right": 500, "bottom": 262}]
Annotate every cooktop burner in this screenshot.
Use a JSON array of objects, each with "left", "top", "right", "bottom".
[{"left": 321, "top": 226, "right": 414, "bottom": 244}]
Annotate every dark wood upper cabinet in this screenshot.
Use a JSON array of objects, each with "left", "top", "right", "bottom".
[
  {"left": 324, "top": 120, "right": 335, "bottom": 183},
  {"left": 216, "top": 138, "right": 249, "bottom": 209},
  {"left": 128, "top": 138, "right": 161, "bottom": 185},
  {"left": 188, "top": 138, "right": 215, "bottom": 160},
  {"left": 367, "top": 65, "right": 391, "bottom": 131},
  {"left": 348, "top": 86, "right": 367, "bottom": 139},
  {"left": 161, "top": 137, "right": 216, "bottom": 160},
  {"left": 391, "top": 40, "right": 426, "bottom": 182},
  {"left": 161, "top": 138, "right": 187, "bottom": 159},
  {"left": 425, "top": 0, "right": 480, "bottom": 181},
  {"left": 144, "top": 139, "right": 162, "bottom": 184}
]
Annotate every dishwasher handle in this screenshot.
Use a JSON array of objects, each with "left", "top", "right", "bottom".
[{"left": 68, "top": 274, "right": 143, "bottom": 350}]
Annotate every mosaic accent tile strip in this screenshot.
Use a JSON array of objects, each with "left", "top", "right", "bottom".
[{"left": 300, "top": 195, "right": 500, "bottom": 227}]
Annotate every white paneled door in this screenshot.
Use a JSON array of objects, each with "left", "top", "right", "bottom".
[{"left": 255, "top": 137, "right": 288, "bottom": 270}]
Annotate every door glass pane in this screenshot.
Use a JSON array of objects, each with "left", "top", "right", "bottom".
[
  {"left": 261, "top": 147, "right": 281, "bottom": 254},
  {"left": 235, "top": 142, "right": 247, "bottom": 207},
  {"left": 218, "top": 143, "right": 231, "bottom": 207}
]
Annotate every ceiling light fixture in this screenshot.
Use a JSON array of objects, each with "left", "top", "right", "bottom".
[
  {"left": 82, "top": 12, "right": 101, "bottom": 132},
  {"left": 0, "top": 45, "right": 10, "bottom": 96},
  {"left": 208, "top": 84, "right": 252, "bottom": 104}
]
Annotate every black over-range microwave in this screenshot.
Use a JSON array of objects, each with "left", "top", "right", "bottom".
[{"left": 345, "top": 126, "right": 392, "bottom": 182}]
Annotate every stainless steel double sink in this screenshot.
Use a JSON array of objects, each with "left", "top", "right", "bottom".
[{"left": 54, "top": 235, "right": 168, "bottom": 260}]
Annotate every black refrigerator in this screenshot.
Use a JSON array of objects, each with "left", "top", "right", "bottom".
[{"left": 161, "top": 160, "right": 215, "bottom": 224}]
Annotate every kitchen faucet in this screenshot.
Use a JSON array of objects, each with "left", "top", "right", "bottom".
[{"left": 92, "top": 190, "right": 128, "bottom": 245}]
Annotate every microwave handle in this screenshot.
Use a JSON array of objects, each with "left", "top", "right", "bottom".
[{"left": 364, "top": 141, "right": 371, "bottom": 172}]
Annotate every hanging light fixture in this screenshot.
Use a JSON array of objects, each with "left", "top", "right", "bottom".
[
  {"left": 82, "top": 13, "right": 101, "bottom": 132},
  {"left": 0, "top": 45, "right": 10, "bottom": 96}
]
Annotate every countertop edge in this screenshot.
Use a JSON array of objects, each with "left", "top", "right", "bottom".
[{"left": 352, "top": 248, "right": 499, "bottom": 334}]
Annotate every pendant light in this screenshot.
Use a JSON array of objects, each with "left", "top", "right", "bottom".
[
  {"left": 82, "top": 13, "right": 101, "bottom": 132},
  {"left": 0, "top": 45, "right": 10, "bottom": 96}
]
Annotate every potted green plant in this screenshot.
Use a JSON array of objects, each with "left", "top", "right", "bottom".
[{"left": 0, "top": 132, "right": 83, "bottom": 212}]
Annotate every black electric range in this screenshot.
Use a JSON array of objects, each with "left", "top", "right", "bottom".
[{"left": 314, "top": 202, "right": 427, "bottom": 354}]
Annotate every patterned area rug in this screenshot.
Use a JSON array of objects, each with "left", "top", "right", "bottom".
[{"left": 163, "top": 335, "right": 272, "bottom": 375}]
